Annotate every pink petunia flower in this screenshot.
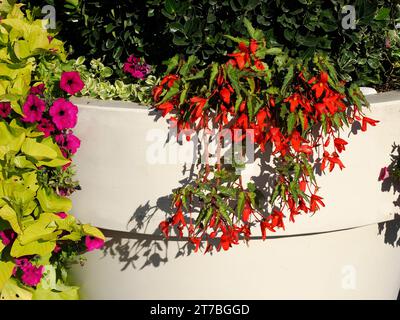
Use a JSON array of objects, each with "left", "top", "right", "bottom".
[
  {"left": 37, "top": 118, "right": 55, "bottom": 137},
  {"left": 378, "top": 166, "right": 390, "bottom": 181},
  {"left": 22, "top": 95, "right": 46, "bottom": 123},
  {"left": 49, "top": 98, "right": 78, "bottom": 130},
  {"left": 0, "top": 102, "right": 11, "bottom": 118},
  {"left": 85, "top": 236, "right": 105, "bottom": 252},
  {"left": 14, "top": 258, "right": 44, "bottom": 287},
  {"left": 30, "top": 83, "right": 46, "bottom": 95},
  {"left": 123, "top": 55, "right": 151, "bottom": 79},
  {"left": 60, "top": 71, "right": 84, "bottom": 95},
  {"left": 0, "top": 230, "right": 16, "bottom": 246},
  {"left": 56, "top": 212, "right": 68, "bottom": 219},
  {"left": 65, "top": 132, "right": 81, "bottom": 154}
]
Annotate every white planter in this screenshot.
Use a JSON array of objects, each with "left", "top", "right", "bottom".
[{"left": 70, "top": 92, "right": 400, "bottom": 299}]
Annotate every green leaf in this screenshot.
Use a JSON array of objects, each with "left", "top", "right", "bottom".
[
  {"left": 21, "top": 138, "right": 57, "bottom": 161},
  {"left": 82, "top": 224, "right": 105, "bottom": 240},
  {"left": 164, "top": 54, "right": 179, "bottom": 74},
  {"left": 36, "top": 188, "right": 72, "bottom": 213},
  {"left": 11, "top": 238, "right": 56, "bottom": 258},
  {"left": 32, "top": 286, "right": 79, "bottom": 300},
  {"left": 0, "top": 278, "right": 32, "bottom": 300},
  {"left": 209, "top": 62, "right": 219, "bottom": 90},
  {"left": 374, "top": 7, "right": 390, "bottom": 21},
  {"left": 0, "top": 121, "right": 25, "bottom": 159},
  {"left": 0, "top": 205, "right": 22, "bottom": 234},
  {"left": 179, "top": 55, "right": 198, "bottom": 77},
  {"left": 0, "top": 261, "right": 15, "bottom": 292},
  {"left": 236, "top": 191, "right": 246, "bottom": 220},
  {"left": 287, "top": 112, "right": 296, "bottom": 134},
  {"left": 264, "top": 48, "right": 283, "bottom": 55},
  {"left": 281, "top": 64, "right": 294, "bottom": 95},
  {"left": 158, "top": 82, "right": 180, "bottom": 104}
]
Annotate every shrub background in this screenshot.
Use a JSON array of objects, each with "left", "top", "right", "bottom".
[{"left": 23, "top": 0, "right": 400, "bottom": 89}]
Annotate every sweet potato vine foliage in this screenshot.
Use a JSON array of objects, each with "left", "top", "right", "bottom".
[
  {"left": 153, "top": 19, "right": 378, "bottom": 253},
  {"left": 0, "top": 3, "right": 104, "bottom": 300}
]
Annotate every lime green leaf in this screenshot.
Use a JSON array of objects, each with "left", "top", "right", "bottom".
[
  {"left": 0, "top": 205, "right": 22, "bottom": 234},
  {"left": 11, "top": 238, "right": 56, "bottom": 258},
  {"left": 209, "top": 62, "right": 219, "bottom": 90},
  {"left": 0, "top": 121, "right": 26, "bottom": 159},
  {"left": 21, "top": 138, "right": 57, "bottom": 160},
  {"left": 0, "top": 278, "right": 32, "bottom": 300},
  {"left": 287, "top": 112, "right": 297, "bottom": 134},
  {"left": 164, "top": 54, "right": 179, "bottom": 74},
  {"left": 281, "top": 64, "right": 294, "bottom": 95},
  {"left": 82, "top": 224, "right": 105, "bottom": 240},
  {"left": 0, "top": 261, "right": 14, "bottom": 292},
  {"left": 36, "top": 188, "right": 72, "bottom": 213},
  {"left": 236, "top": 192, "right": 246, "bottom": 220},
  {"left": 32, "top": 286, "right": 79, "bottom": 300}
]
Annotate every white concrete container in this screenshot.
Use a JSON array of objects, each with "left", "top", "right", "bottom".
[{"left": 70, "top": 92, "right": 400, "bottom": 299}]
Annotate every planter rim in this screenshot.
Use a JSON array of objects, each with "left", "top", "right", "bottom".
[{"left": 72, "top": 90, "right": 400, "bottom": 111}]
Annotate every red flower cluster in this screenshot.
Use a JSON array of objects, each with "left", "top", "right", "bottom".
[{"left": 154, "top": 39, "right": 378, "bottom": 252}]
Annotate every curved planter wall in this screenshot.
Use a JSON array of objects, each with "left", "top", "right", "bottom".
[{"left": 70, "top": 92, "right": 400, "bottom": 299}]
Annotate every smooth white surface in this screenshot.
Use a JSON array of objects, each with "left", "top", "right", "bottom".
[
  {"left": 69, "top": 94, "right": 400, "bottom": 299},
  {"left": 359, "top": 87, "right": 378, "bottom": 96},
  {"left": 72, "top": 223, "right": 400, "bottom": 299},
  {"left": 70, "top": 92, "right": 400, "bottom": 236}
]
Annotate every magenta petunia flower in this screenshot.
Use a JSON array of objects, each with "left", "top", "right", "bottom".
[
  {"left": 0, "top": 230, "right": 16, "bottom": 246},
  {"left": 123, "top": 55, "right": 151, "bottom": 79},
  {"left": 127, "top": 55, "right": 140, "bottom": 64},
  {"left": 37, "top": 118, "right": 55, "bottom": 137},
  {"left": 14, "top": 258, "right": 44, "bottom": 287},
  {"left": 56, "top": 212, "right": 68, "bottom": 219},
  {"left": 22, "top": 95, "right": 46, "bottom": 123},
  {"left": 378, "top": 166, "right": 390, "bottom": 181},
  {"left": 85, "top": 236, "right": 105, "bottom": 252},
  {"left": 30, "top": 83, "right": 46, "bottom": 95},
  {"left": 21, "top": 265, "right": 44, "bottom": 287},
  {"left": 60, "top": 71, "right": 84, "bottom": 95},
  {"left": 49, "top": 98, "right": 78, "bottom": 130},
  {"left": 0, "top": 101, "right": 11, "bottom": 118},
  {"left": 65, "top": 132, "right": 81, "bottom": 154}
]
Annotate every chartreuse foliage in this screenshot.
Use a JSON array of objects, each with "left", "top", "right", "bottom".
[
  {"left": 0, "top": 1, "right": 104, "bottom": 300},
  {"left": 0, "top": 2, "right": 66, "bottom": 114}
]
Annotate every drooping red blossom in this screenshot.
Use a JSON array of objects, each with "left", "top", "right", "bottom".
[
  {"left": 361, "top": 117, "right": 379, "bottom": 132},
  {"left": 159, "top": 221, "right": 170, "bottom": 238},
  {"left": 310, "top": 194, "right": 325, "bottom": 212},
  {"left": 334, "top": 138, "right": 348, "bottom": 153},
  {"left": 311, "top": 71, "right": 329, "bottom": 98}
]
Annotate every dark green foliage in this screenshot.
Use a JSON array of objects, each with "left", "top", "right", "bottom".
[{"left": 22, "top": 0, "right": 400, "bottom": 89}]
